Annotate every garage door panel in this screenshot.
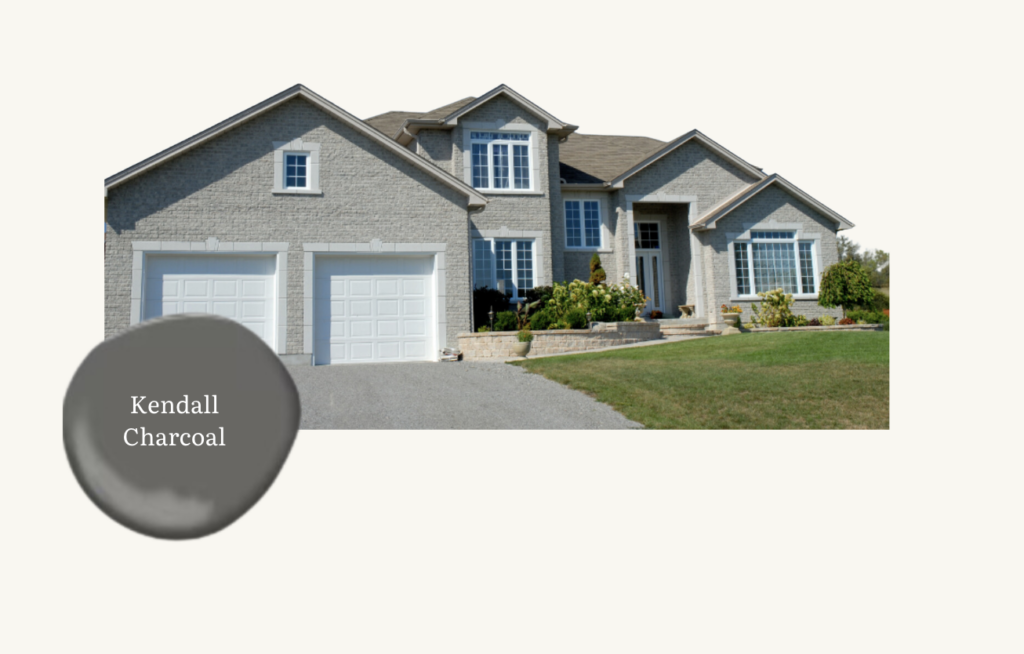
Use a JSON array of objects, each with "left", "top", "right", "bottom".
[
  {"left": 404, "top": 320, "right": 426, "bottom": 336},
  {"left": 350, "top": 343, "right": 374, "bottom": 360},
  {"left": 350, "top": 320, "right": 372, "bottom": 337},
  {"left": 376, "top": 342, "right": 401, "bottom": 359},
  {"left": 350, "top": 280, "right": 372, "bottom": 296},
  {"left": 404, "top": 342, "right": 426, "bottom": 358},
  {"left": 314, "top": 255, "right": 435, "bottom": 364},
  {"left": 142, "top": 255, "right": 276, "bottom": 351},
  {"left": 377, "top": 300, "right": 399, "bottom": 316},
  {"left": 376, "top": 279, "right": 399, "bottom": 295}
]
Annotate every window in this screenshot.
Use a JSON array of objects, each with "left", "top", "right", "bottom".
[
  {"left": 272, "top": 139, "right": 320, "bottom": 194},
  {"left": 733, "top": 231, "right": 818, "bottom": 296},
  {"left": 285, "top": 154, "right": 308, "bottom": 189},
  {"left": 634, "top": 222, "right": 660, "bottom": 249},
  {"left": 469, "top": 131, "right": 532, "bottom": 191},
  {"left": 472, "top": 238, "right": 534, "bottom": 299},
  {"left": 565, "top": 200, "right": 602, "bottom": 248}
]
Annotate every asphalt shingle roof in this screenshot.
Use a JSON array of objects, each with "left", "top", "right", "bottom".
[
  {"left": 558, "top": 133, "right": 666, "bottom": 184},
  {"left": 364, "top": 97, "right": 477, "bottom": 137}
]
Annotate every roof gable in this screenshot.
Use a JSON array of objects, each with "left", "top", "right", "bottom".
[
  {"left": 105, "top": 84, "right": 487, "bottom": 207},
  {"left": 607, "top": 130, "right": 766, "bottom": 188},
  {"left": 693, "top": 174, "right": 854, "bottom": 231}
]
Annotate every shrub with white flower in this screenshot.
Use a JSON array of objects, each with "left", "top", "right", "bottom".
[{"left": 548, "top": 279, "right": 646, "bottom": 323}]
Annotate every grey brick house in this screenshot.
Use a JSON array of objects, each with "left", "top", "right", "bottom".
[{"left": 105, "top": 84, "right": 853, "bottom": 365}]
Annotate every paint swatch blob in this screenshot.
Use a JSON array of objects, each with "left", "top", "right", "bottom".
[{"left": 64, "top": 315, "right": 301, "bottom": 539}]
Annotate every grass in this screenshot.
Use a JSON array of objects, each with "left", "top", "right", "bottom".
[{"left": 511, "top": 331, "right": 889, "bottom": 429}]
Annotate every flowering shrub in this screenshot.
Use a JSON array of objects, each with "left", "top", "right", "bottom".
[
  {"left": 720, "top": 304, "right": 742, "bottom": 314},
  {"left": 750, "top": 289, "right": 796, "bottom": 327},
  {"left": 547, "top": 280, "right": 647, "bottom": 323},
  {"left": 838, "top": 317, "right": 856, "bottom": 325},
  {"left": 819, "top": 315, "right": 836, "bottom": 326},
  {"left": 808, "top": 318, "right": 821, "bottom": 326}
]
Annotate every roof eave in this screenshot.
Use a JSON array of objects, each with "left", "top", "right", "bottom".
[
  {"left": 441, "top": 84, "right": 576, "bottom": 133},
  {"left": 608, "top": 130, "right": 767, "bottom": 188},
  {"left": 692, "top": 174, "right": 854, "bottom": 232},
  {"left": 104, "top": 85, "right": 487, "bottom": 209}
]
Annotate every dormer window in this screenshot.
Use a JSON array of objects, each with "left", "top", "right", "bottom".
[
  {"left": 272, "top": 139, "right": 321, "bottom": 195},
  {"left": 469, "top": 131, "right": 532, "bottom": 191}
]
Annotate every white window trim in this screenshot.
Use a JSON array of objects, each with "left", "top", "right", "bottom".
[
  {"left": 564, "top": 199, "right": 606, "bottom": 250},
  {"left": 726, "top": 221, "right": 822, "bottom": 301},
  {"left": 462, "top": 121, "right": 542, "bottom": 195},
  {"left": 129, "top": 239, "right": 289, "bottom": 355},
  {"left": 472, "top": 238, "right": 536, "bottom": 302},
  {"left": 273, "top": 139, "right": 321, "bottom": 195}
]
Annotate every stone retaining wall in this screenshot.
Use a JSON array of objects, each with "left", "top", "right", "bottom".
[
  {"left": 745, "top": 324, "right": 886, "bottom": 333},
  {"left": 458, "top": 322, "right": 662, "bottom": 360}
]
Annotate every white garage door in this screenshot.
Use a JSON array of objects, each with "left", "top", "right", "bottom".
[
  {"left": 143, "top": 254, "right": 277, "bottom": 349},
  {"left": 315, "top": 255, "right": 435, "bottom": 365}
]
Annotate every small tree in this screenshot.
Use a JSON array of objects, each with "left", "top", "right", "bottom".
[
  {"left": 589, "top": 253, "right": 607, "bottom": 285},
  {"left": 818, "top": 260, "right": 875, "bottom": 318}
]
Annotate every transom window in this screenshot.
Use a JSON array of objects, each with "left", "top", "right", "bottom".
[
  {"left": 565, "top": 200, "right": 601, "bottom": 248},
  {"left": 733, "top": 230, "right": 818, "bottom": 296},
  {"left": 285, "top": 153, "right": 308, "bottom": 189},
  {"left": 472, "top": 238, "right": 534, "bottom": 300},
  {"left": 469, "top": 131, "right": 532, "bottom": 191},
  {"left": 634, "top": 222, "right": 660, "bottom": 249}
]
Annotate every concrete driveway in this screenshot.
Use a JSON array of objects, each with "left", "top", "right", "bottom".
[{"left": 286, "top": 361, "right": 641, "bottom": 430}]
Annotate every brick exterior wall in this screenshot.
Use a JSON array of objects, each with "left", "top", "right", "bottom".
[
  {"left": 557, "top": 191, "right": 618, "bottom": 285},
  {"left": 452, "top": 96, "right": 559, "bottom": 287},
  {"left": 415, "top": 130, "right": 453, "bottom": 173},
  {"left": 105, "top": 97, "right": 473, "bottom": 353},
  {"left": 697, "top": 184, "right": 843, "bottom": 321}
]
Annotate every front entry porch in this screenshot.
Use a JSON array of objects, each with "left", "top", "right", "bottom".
[{"left": 629, "top": 201, "right": 701, "bottom": 318}]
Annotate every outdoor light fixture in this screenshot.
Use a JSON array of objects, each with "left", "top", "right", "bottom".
[
  {"left": 586, "top": 310, "right": 592, "bottom": 325},
  {"left": 488, "top": 306, "right": 494, "bottom": 331}
]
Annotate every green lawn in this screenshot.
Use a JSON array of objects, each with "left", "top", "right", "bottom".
[{"left": 511, "top": 331, "right": 889, "bottom": 429}]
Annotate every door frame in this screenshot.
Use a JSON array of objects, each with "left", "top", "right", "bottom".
[{"left": 633, "top": 217, "right": 668, "bottom": 315}]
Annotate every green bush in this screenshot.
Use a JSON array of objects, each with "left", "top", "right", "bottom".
[
  {"left": 473, "top": 287, "right": 511, "bottom": 330},
  {"left": 562, "top": 308, "right": 588, "bottom": 329},
  {"left": 846, "top": 309, "right": 888, "bottom": 324},
  {"left": 517, "top": 329, "right": 534, "bottom": 343},
  {"left": 529, "top": 308, "right": 557, "bottom": 331},
  {"left": 547, "top": 280, "right": 646, "bottom": 324},
  {"left": 751, "top": 288, "right": 796, "bottom": 327},
  {"left": 793, "top": 315, "right": 808, "bottom": 327},
  {"left": 476, "top": 325, "right": 490, "bottom": 333},
  {"left": 589, "top": 254, "right": 607, "bottom": 285},
  {"left": 819, "top": 315, "right": 836, "bottom": 326},
  {"left": 852, "top": 292, "right": 889, "bottom": 313},
  {"left": 818, "top": 260, "right": 875, "bottom": 318},
  {"left": 493, "top": 311, "right": 518, "bottom": 332},
  {"left": 524, "top": 285, "right": 553, "bottom": 308}
]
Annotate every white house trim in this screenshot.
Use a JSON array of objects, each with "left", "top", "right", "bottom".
[
  {"left": 725, "top": 221, "right": 824, "bottom": 301},
  {"left": 129, "top": 240, "right": 288, "bottom": 355},
  {"left": 694, "top": 173, "right": 855, "bottom": 231},
  {"left": 470, "top": 228, "right": 546, "bottom": 289},
  {"left": 461, "top": 122, "right": 542, "bottom": 195},
  {"left": 272, "top": 139, "right": 321, "bottom": 195}
]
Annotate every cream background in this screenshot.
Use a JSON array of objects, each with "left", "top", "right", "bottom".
[{"left": 1, "top": 0, "right": 1020, "bottom": 651}]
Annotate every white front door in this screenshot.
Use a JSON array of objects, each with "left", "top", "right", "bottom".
[
  {"left": 143, "top": 254, "right": 277, "bottom": 349},
  {"left": 314, "top": 255, "right": 435, "bottom": 365},
  {"left": 634, "top": 222, "right": 664, "bottom": 314}
]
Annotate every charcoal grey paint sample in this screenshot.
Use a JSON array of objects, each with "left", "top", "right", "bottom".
[{"left": 64, "top": 315, "right": 301, "bottom": 539}]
